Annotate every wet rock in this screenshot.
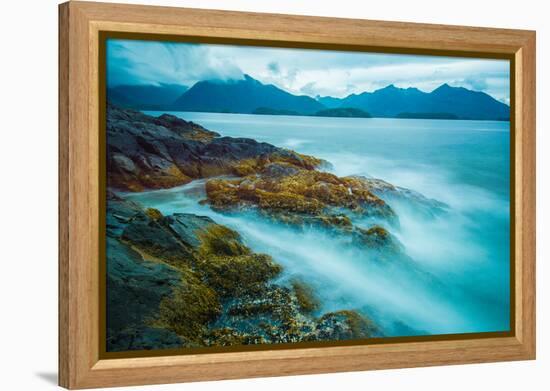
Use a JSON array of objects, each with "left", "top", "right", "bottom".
[
  {"left": 261, "top": 162, "right": 301, "bottom": 178},
  {"left": 162, "top": 213, "right": 218, "bottom": 249},
  {"left": 106, "top": 237, "right": 182, "bottom": 351},
  {"left": 290, "top": 279, "right": 321, "bottom": 314},
  {"left": 196, "top": 224, "right": 251, "bottom": 258},
  {"left": 198, "top": 253, "right": 282, "bottom": 298},
  {"left": 104, "top": 104, "right": 395, "bottom": 349},
  {"left": 152, "top": 270, "right": 221, "bottom": 343},
  {"left": 202, "top": 328, "right": 265, "bottom": 346},
  {"left": 106, "top": 195, "right": 143, "bottom": 237},
  {"left": 145, "top": 207, "right": 163, "bottom": 220},
  {"left": 107, "top": 196, "right": 350, "bottom": 350},
  {"left": 352, "top": 225, "right": 402, "bottom": 252},
  {"left": 107, "top": 104, "right": 324, "bottom": 191},
  {"left": 216, "top": 285, "right": 317, "bottom": 344},
  {"left": 347, "top": 176, "right": 449, "bottom": 217},
  {"left": 112, "top": 153, "right": 137, "bottom": 174},
  {"left": 315, "top": 310, "right": 380, "bottom": 340},
  {"left": 152, "top": 114, "right": 220, "bottom": 141},
  {"left": 107, "top": 326, "right": 183, "bottom": 352},
  {"left": 268, "top": 213, "right": 353, "bottom": 230},
  {"left": 205, "top": 166, "right": 397, "bottom": 228},
  {"left": 121, "top": 211, "right": 197, "bottom": 264}
]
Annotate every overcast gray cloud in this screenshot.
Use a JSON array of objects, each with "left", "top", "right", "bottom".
[
  {"left": 107, "top": 39, "right": 510, "bottom": 103},
  {"left": 107, "top": 40, "right": 243, "bottom": 87}
]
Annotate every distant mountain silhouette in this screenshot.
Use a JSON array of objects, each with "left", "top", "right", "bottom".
[
  {"left": 107, "top": 84, "right": 188, "bottom": 110},
  {"left": 325, "top": 84, "right": 509, "bottom": 120},
  {"left": 252, "top": 107, "right": 301, "bottom": 116},
  {"left": 172, "top": 74, "right": 324, "bottom": 114},
  {"left": 397, "top": 112, "right": 458, "bottom": 120},
  {"left": 317, "top": 96, "right": 343, "bottom": 109},
  {"left": 107, "top": 77, "right": 509, "bottom": 120},
  {"left": 314, "top": 108, "right": 371, "bottom": 118}
]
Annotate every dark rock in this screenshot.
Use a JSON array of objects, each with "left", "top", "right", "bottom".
[
  {"left": 106, "top": 237, "right": 182, "bottom": 351},
  {"left": 261, "top": 162, "right": 301, "bottom": 178},
  {"left": 107, "top": 326, "right": 183, "bottom": 352},
  {"left": 290, "top": 279, "right": 321, "bottom": 314},
  {"left": 108, "top": 196, "right": 355, "bottom": 350},
  {"left": 121, "top": 212, "right": 196, "bottom": 264},
  {"left": 152, "top": 114, "right": 220, "bottom": 140},
  {"left": 198, "top": 253, "right": 281, "bottom": 298},
  {"left": 153, "top": 271, "right": 221, "bottom": 343},
  {"left": 202, "top": 328, "right": 265, "bottom": 346},
  {"left": 215, "top": 285, "right": 316, "bottom": 344},
  {"left": 348, "top": 176, "right": 449, "bottom": 217},
  {"left": 162, "top": 213, "right": 217, "bottom": 249},
  {"left": 205, "top": 166, "right": 397, "bottom": 229},
  {"left": 107, "top": 104, "right": 323, "bottom": 191},
  {"left": 106, "top": 195, "right": 143, "bottom": 237},
  {"left": 103, "top": 105, "right": 395, "bottom": 350},
  {"left": 315, "top": 310, "right": 380, "bottom": 340},
  {"left": 352, "top": 225, "right": 402, "bottom": 252}
]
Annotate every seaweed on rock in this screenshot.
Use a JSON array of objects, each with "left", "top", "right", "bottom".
[
  {"left": 104, "top": 105, "right": 435, "bottom": 351},
  {"left": 106, "top": 193, "right": 383, "bottom": 351}
]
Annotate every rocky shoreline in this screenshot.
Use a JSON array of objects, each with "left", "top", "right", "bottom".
[
  {"left": 106, "top": 104, "right": 443, "bottom": 351},
  {"left": 107, "top": 191, "right": 381, "bottom": 351}
]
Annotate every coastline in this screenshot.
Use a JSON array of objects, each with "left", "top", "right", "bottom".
[
  {"left": 106, "top": 104, "right": 511, "bottom": 353},
  {"left": 142, "top": 109, "right": 511, "bottom": 122},
  {"left": 106, "top": 104, "right": 399, "bottom": 352}
]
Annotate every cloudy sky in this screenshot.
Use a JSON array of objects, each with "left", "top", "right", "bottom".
[{"left": 107, "top": 39, "right": 510, "bottom": 104}]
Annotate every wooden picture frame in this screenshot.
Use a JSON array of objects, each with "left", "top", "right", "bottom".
[{"left": 59, "top": 1, "right": 536, "bottom": 389}]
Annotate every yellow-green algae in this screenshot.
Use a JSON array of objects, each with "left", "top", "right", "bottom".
[
  {"left": 145, "top": 207, "right": 163, "bottom": 221},
  {"left": 138, "top": 218, "right": 284, "bottom": 343},
  {"left": 206, "top": 167, "right": 393, "bottom": 220},
  {"left": 197, "top": 224, "right": 250, "bottom": 258},
  {"left": 152, "top": 267, "right": 220, "bottom": 343},
  {"left": 115, "top": 175, "right": 385, "bottom": 346},
  {"left": 291, "top": 279, "right": 321, "bottom": 314},
  {"left": 317, "top": 310, "right": 379, "bottom": 339}
]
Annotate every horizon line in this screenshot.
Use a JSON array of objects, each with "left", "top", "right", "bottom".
[{"left": 108, "top": 75, "right": 509, "bottom": 106}]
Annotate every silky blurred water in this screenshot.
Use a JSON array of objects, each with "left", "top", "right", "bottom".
[{"left": 131, "top": 112, "right": 511, "bottom": 337}]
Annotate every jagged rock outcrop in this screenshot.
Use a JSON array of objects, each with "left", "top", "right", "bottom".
[
  {"left": 205, "top": 163, "right": 394, "bottom": 219},
  {"left": 104, "top": 105, "right": 452, "bottom": 351},
  {"left": 106, "top": 192, "right": 380, "bottom": 351},
  {"left": 347, "top": 176, "right": 448, "bottom": 218},
  {"left": 107, "top": 104, "right": 323, "bottom": 191}
]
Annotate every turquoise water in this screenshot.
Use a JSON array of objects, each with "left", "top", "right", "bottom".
[{"left": 134, "top": 112, "right": 511, "bottom": 337}]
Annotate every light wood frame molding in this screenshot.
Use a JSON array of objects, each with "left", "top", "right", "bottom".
[{"left": 59, "top": 1, "right": 536, "bottom": 389}]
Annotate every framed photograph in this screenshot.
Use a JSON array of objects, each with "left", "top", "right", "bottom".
[{"left": 59, "top": 1, "right": 536, "bottom": 389}]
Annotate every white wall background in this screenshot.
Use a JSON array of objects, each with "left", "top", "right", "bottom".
[{"left": 0, "top": 0, "right": 547, "bottom": 389}]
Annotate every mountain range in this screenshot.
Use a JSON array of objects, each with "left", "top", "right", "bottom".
[
  {"left": 318, "top": 83, "right": 509, "bottom": 120},
  {"left": 107, "top": 74, "right": 509, "bottom": 120},
  {"left": 107, "top": 83, "right": 188, "bottom": 110},
  {"left": 172, "top": 74, "right": 324, "bottom": 114}
]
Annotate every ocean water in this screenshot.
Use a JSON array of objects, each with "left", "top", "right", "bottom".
[{"left": 132, "top": 112, "right": 511, "bottom": 337}]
